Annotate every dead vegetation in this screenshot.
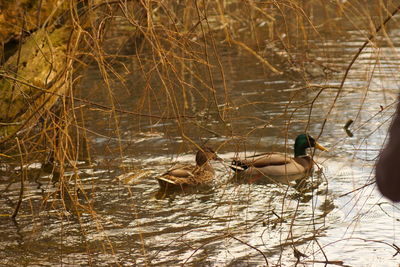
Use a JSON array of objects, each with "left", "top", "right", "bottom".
[{"left": 1, "top": 0, "right": 400, "bottom": 265}]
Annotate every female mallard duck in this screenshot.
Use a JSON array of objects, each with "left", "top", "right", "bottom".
[
  {"left": 231, "top": 134, "right": 328, "bottom": 184},
  {"left": 155, "top": 147, "right": 221, "bottom": 198}
]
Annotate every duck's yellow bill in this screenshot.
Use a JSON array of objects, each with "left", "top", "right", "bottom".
[{"left": 315, "top": 142, "right": 328, "bottom": 152}]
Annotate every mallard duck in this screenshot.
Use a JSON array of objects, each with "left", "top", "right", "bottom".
[
  {"left": 155, "top": 147, "right": 221, "bottom": 198},
  {"left": 230, "top": 134, "right": 328, "bottom": 184}
]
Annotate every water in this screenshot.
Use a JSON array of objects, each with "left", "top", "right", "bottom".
[{"left": 2, "top": 5, "right": 400, "bottom": 267}]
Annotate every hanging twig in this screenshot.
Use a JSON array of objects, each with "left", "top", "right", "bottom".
[
  {"left": 7, "top": 11, "right": 27, "bottom": 121},
  {"left": 228, "top": 234, "right": 269, "bottom": 266},
  {"left": 11, "top": 137, "right": 25, "bottom": 219}
]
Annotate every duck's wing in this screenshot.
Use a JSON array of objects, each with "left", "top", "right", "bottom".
[
  {"left": 243, "top": 157, "right": 312, "bottom": 184},
  {"left": 231, "top": 153, "right": 291, "bottom": 170},
  {"left": 156, "top": 164, "right": 195, "bottom": 185},
  {"left": 254, "top": 158, "right": 306, "bottom": 176},
  {"left": 161, "top": 163, "right": 194, "bottom": 176},
  {"left": 165, "top": 165, "right": 195, "bottom": 177}
]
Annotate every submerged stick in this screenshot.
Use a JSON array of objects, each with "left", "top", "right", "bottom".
[
  {"left": 343, "top": 119, "right": 354, "bottom": 137},
  {"left": 11, "top": 137, "right": 25, "bottom": 219}
]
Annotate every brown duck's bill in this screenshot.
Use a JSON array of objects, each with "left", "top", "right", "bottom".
[{"left": 315, "top": 142, "right": 328, "bottom": 152}]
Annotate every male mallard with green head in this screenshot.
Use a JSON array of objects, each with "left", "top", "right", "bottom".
[
  {"left": 156, "top": 147, "right": 221, "bottom": 198},
  {"left": 231, "top": 134, "right": 328, "bottom": 184}
]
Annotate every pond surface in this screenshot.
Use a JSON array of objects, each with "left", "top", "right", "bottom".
[{"left": 2, "top": 6, "right": 400, "bottom": 267}]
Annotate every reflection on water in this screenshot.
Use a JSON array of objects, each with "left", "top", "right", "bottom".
[{"left": 2, "top": 8, "right": 400, "bottom": 267}]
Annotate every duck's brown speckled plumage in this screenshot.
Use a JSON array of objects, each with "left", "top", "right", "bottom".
[{"left": 156, "top": 147, "right": 220, "bottom": 198}]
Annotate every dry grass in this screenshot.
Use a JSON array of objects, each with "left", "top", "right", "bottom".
[{"left": 1, "top": 0, "right": 400, "bottom": 265}]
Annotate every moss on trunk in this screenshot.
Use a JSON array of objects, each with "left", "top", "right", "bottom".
[{"left": 0, "top": 8, "right": 83, "bottom": 140}]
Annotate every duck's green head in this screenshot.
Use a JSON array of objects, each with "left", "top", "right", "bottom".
[{"left": 294, "top": 134, "right": 328, "bottom": 157}]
